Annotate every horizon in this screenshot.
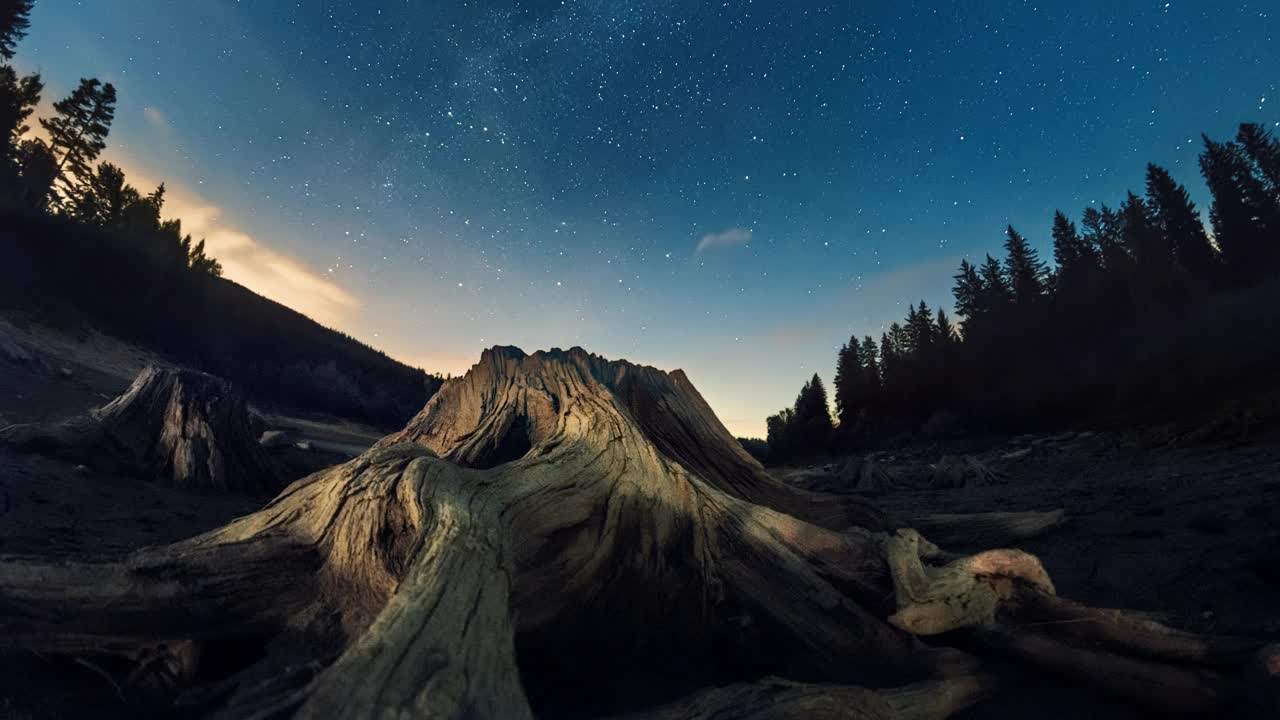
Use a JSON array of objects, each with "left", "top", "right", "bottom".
[{"left": 17, "top": 1, "right": 1279, "bottom": 436}]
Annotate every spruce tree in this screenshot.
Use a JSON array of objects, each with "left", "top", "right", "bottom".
[
  {"left": 858, "top": 336, "right": 881, "bottom": 396},
  {"left": 41, "top": 77, "right": 116, "bottom": 205},
  {"left": 1237, "top": 122, "right": 1280, "bottom": 193},
  {"left": 832, "top": 337, "right": 861, "bottom": 427},
  {"left": 1003, "top": 225, "right": 1047, "bottom": 306},
  {"left": 1082, "top": 204, "right": 1133, "bottom": 286},
  {"left": 1119, "top": 191, "right": 1173, "bottom": 281},
  {"left": 1145, "top": 164, "right": 1217, "bottom": 278},
  {"left": 934, "top": 308, "right": 955, "bottom": 344},
  {"left": 952, "top": 259, "right": 982, "bottom": 321},
  {"left": 0, "top": 0, "right": 34, "bottom": 60},
  {"left": 1200, "top": 135, "right": 1275, "bottom": 275},
  {"left": 0, "top": 64, "right": 40, "bottom": 150},
  {"left": 978, "top": 254, "right": 1012, "bottom": 311}
]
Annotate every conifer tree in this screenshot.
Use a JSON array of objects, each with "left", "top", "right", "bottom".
[
  {"left": 859, "top": 336, "right": 881, "bottom": 396},
  {"left": 934, "top": 308, "right": 955, "bottom": 345},
  {"left": 0, "top": 0, "right": 33, "bottom": 60},
  {"left": 1237, "top": 122, "right": 1280, "bottom": 193},
  {"left": 1003, "top": 225, "right": 1047, "bottom": 306},
  {"left": 832, "top": 337, "right": 861, "bottom": 427},
  {"left": 0, "top": 64, "right": 40, "bottom": 150},
  {"left": 1200, "top": 135, "right": 1276, "bottom": 274},
  {"left": 1118, "top": 191, "right": 1173, "bottom": 279},
  {"left": 1144, "top": 164, "right": 1217, "bottom": 278},
  {"left": 1081, "top": 206, "right": 1121, "bottom": 268},
  {"left": 952, "top": 259, "right": 982, "bottom": 322},
  {"left": 41, "top": 77, "right": 116, "bottom": 205},
  {"left": 978, "top": 254, "right": 1012, "bottom": 311}
]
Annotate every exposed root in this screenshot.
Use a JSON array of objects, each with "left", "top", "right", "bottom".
[
  {"left": 0, "top": 346, "right": 1271, "bottom": 719},
  {"left": 883, "top": 529, "right": 1054, "bottom": 636}
]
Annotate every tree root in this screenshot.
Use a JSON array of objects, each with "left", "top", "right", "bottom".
[{"left": 0, "top": 347, "right": 1270, "bottom": 718}]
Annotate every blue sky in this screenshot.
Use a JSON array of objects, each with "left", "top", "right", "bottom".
[{"left": 15, "top": 1, "right": 1278, "bottom": 435}]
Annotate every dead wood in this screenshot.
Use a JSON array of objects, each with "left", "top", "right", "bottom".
[
  {"left": 0, "top": 346, "right": 1271, "bottom": 718},
  {"left": 0, "top": 365, "right": 279, "bottom": 493}
]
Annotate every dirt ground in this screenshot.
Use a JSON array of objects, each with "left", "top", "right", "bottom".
[
  {"left": 0, "top": 316, "right": 1277, "bottom": 717},
  {"left": 777, "top": 432, "right": 1280, "bottom": 717}
]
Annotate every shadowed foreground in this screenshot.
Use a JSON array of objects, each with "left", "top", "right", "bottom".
[{"left": 0, "top": 347, "right": 1275, "bottom": 719}]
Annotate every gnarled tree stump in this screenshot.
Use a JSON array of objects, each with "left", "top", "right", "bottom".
[
  {"left": 0, "top": 347, "right": 1271, "bottom": 718},
  {"left": 0, "top": 365, "right": 278, "bottom": 493}
]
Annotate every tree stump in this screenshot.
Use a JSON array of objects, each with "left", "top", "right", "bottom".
[
  {"left": 0, "top": 347, "right": 1269, "bottom": 718},
  {"left": 928, "top": 454, "right": 1006, "bottom": 490},
  {"left": 834, "top": 458, "right": 899, "bottom": 495},
  {"left": 0, "top": 365, "right": 279, "bottom": 493}
]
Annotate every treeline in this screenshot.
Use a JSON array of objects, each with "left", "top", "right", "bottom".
[
  {"left": 0, "top": 2, "right": 443, "bottom": 427},
  {"left": 766, "top": 121, "right": 1280, "bottom": 462},
  {"left": 0, "top": 2, "right": 220, "bottom": 276}
]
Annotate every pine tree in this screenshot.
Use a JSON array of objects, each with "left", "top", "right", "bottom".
[
  {"left": 1144, "top": 164, "right": 1217, "bottom": 278},
  {"left": 0, "top": 64, "right": 40, "bottom": 150},
  {"left": 832, "top": 337, "right": 861, "bottom": 427},
  {"left": 0, "top": 0, "right": 34, "bottom": 60},
  {"left": 186, "top": 237, "right": 223, "bottom": 277},
  {"left": 1080, "top": 206, "right": 1131, "bottom": 279},
  {"left": 1119, "top": 191, "right": 1174, "bottom": 281},
  {"left": 41, "top": 77, "right": 116, "bottom": 206},
  {"left": 1003, "top": 225, "right": 1047, "bottom": 306},
  {"left": 1200, "top": 135, "right": 1275, "bottom": 275},
  {"left": 978, "top": 254, "right": 1012, "bottom": 311},
  {"left": 934, "top": 308, "right": 955, "bottom": 344},
  {"left": 951, "top": 259, "right": 983, "bottom": 322},
  {"left": 1237, "top": 122, "right": 1280, "bottom": 193},
  {"left": 908, "top": 300, "right": 934, "bottom": 356},
  {"left": 792, "top": 374, "right": 834, "bottom": 455},
  {"left": 72, "top": 161, "right": 137, "bottom": 228},
  {"left": 858, "top": 336, "right": 881, "bottom": 395},
  {"left": 1050, "top": 210, "right": 1098, "bottom": 300}
]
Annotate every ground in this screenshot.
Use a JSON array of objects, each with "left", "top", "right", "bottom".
[{"left": 0, "top": 316, "right": 1276, "bottom": 718}]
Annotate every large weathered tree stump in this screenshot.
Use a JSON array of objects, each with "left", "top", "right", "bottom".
[
  {"left": 0, "top": 347, "right": 1271, "bottom": 718},
  {"left": 0, "top": 365, "right": 278, "bottom": 493}
]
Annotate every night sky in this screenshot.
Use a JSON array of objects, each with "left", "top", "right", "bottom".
[{"left": 17, "top": 1, "right": 1278, "bottom": 436}]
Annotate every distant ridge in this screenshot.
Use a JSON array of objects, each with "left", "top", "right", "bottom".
[{"left": 0, "top": 211, "right": 442, "bottom": 428}]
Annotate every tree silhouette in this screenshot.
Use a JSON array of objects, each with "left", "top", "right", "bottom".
[
  {"left": 1145, "top": 164, "right": 1218, "bottom": 279},
  {"left": 1237, "top": 122, "right": 1280, "bottom": 193},
  {"left": 41, "top": 77, "right": 116, "bottom": 206},
  {"left": 1003, "top": 225, "right": 1047, "bottom": 307},
  {"left": 0, "top": 0, "right": 33, "bottom": 60},
  {"left": 832, "top": 336, "right": 862, "bottom": 428},
  {"left": 1050, "top": 210, "right": 1098, "bottom": 302},
  {"left": 1200, "top": 134, "right": 1276, "bottom": 276},
  {"left": 0, "top": 64, "right": 39, "bottom": 148},
  {"left": 978, "top": 253, "right": 1011, "bottom": 313}
]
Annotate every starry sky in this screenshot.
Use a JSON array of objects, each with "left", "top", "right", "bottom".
[{"left": 16, "top": 1, "right": 1278, "bottom": 436}]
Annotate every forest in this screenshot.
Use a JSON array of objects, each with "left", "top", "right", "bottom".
[
  {"left": 763, "top": 122, "right": 1280, "bottom": 463},
  {"left": 0, "top": 2, "right": 441, "bottom": 427}
]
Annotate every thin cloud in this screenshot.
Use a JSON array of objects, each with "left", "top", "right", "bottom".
[
  {"left": 108, "top": 153, "right": 361, "bottom": 330},
  {"left": 696, "top": 227, "right": 752, "bottom": 253},
  {"left": 142, "top": 106, "right": 170, "bottom": 130}
]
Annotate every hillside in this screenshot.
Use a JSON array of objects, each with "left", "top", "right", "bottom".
[{"left": 0, "top": 210, "right": 441, "bottom": 428}]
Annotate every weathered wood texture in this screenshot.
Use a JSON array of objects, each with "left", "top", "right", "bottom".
[{"left": 0, "top": 347, "right": 1269, "bottom": 718}]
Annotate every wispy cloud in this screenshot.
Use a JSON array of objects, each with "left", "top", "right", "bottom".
[
  {"left": 142, "top": 106, "right": 170, "bottom": 131},
  {"left": 696, "top": 226, "right": 752, "bottom": 253},
  {"left": 71, "top": 144, "right": 361, "bottom": 329}
]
